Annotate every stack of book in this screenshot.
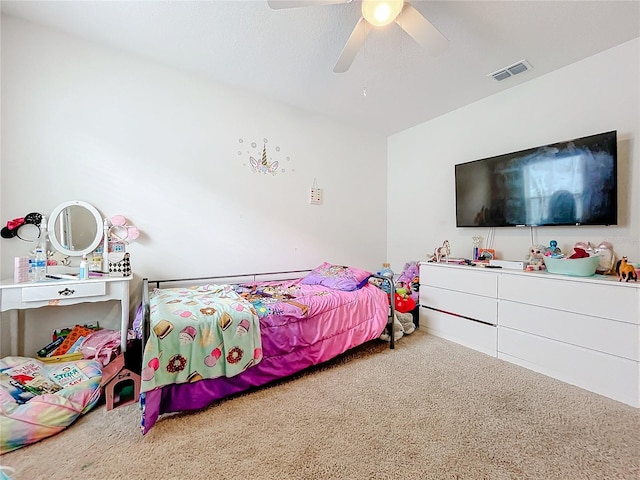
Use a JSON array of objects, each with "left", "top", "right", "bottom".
[
  {"left": 0, "top": 358, "right": 90, "bottom": 404},
  {"left": 36, "top": 323, "right": 100, "bottom": 363}
]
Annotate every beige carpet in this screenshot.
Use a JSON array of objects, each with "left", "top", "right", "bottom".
[{"left": 2, "top": 330, "right": 639, "bottom": 480}]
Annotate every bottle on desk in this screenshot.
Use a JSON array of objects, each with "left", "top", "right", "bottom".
[
  {"left": 79, "top": 256, "right": 89, "bottom": 280},
  {"left": 33, "top": 246, "right": 47, "bottom": 281}
]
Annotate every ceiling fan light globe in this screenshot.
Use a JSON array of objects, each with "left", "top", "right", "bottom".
[{"left": 362, "top": 0, "right": 404, "bottom": 27}]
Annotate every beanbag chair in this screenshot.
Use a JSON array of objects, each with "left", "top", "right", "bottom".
[{"left": 0, "top": 356, "right": 102, "bottom": 454}]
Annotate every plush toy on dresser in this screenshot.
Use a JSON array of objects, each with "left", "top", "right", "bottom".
[{"left": 525, "top": 245, "right": 547, "bottom": 271}]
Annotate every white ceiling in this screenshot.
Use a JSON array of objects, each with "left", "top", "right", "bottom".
[{"left": 2, "top": 0, "right": 639, "bottom": 136}]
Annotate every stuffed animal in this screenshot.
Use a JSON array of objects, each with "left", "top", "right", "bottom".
[
  {"left": 379, "top": 311, "right": 415, "bottom": 342},
  {"left": 525, "top": 245, "right": 546, "bottom": 270},
  {"left": 396, "top": 311, "right": 415, "bottom": 335},
  {"left": 394, "top": 293, "right": 416, "bottom": 314},
  {"left": 396, "top": 261, "right": 420, "bottom": 304},
  {"left": 379, "top": 314, "right": 404, "bottom": 342}
]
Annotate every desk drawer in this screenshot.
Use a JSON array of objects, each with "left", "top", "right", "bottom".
[{"left": 21, "top": 282, "right": 106, "bottom": 302}]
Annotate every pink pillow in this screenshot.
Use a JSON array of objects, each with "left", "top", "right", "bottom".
[{"left": 301, "top": 262, "right": 372, "bottom": 291}]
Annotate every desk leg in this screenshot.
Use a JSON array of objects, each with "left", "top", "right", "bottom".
[
  {"left": 120, "top": 281, "right": 130, "bottom": 353},
  {"left": 9, "top": 310, "right": 21, "bottom": 356}
]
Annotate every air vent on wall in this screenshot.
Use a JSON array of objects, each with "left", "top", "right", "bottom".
[{"left": 488, "top": 59, "right": 533, "bottom": 82}]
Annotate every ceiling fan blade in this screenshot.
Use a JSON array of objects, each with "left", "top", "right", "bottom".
[
  {"left": 267, "top": 0, "right": 351, "bottom": 9},
  {"left": 396, "top": 2, "right": 449, "bottom": 56},
  {"left": 333, "top": 17, "right": 371, "bottom": 73}
]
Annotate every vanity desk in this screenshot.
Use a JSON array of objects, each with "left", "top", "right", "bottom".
[
  {"left": 0, "top": 276, "right": 132, "bottom": 355},
  {"left": 1, "top": 200, "right": 137, "bottom": 357},
  {"left": 0, "top": 275, "right": 132, "bottom": 356}
]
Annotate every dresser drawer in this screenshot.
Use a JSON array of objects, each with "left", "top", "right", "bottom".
[
  {"left": 499, "top": 274, "right": 640, "bottom": 324},
  {"left": 498, "top": 328, "right": 639, "bottom": 407},
  {"left": 499, "top": 300, "right": 639, "bottom": 361},
  {"left": 420, "top": 287, "right": 497, "bottom": 325},
  {"left": 420, "top": 263, "right": 498, "bottom": 297},
  {"left": 21, "top": 282, "right": 106, "bottom": 302},
  {"left": 420, "top": 306, "right": 497, "bottom": 357}
]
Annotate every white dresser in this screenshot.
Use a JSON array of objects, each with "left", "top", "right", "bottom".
[{"left": 419, "top": 262, "right": 640, "bottom": 407}]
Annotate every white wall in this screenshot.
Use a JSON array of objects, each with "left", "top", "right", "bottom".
[
  {"left": 388, "top": 38, "right": 640, "bottom": 269},
  {"left": 0, "top": 16, "right": 388, "bottom": 356}
]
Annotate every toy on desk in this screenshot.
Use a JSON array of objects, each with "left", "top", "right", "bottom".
[
  {"left": 616, "top": 257, "right": 638, "bottom": 282},
  {"left": 525, "top": 245, "right": 547, "bottom": 271},
  {"left": 544, "top": 240, "right": 562, "bottom": 257},
  {"left": 433, "top": 240, "right": 450, "bottom": 263}
]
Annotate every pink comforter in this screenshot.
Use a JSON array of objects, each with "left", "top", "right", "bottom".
[{"left": 141, "top": 280, "right": 388, "bottom": 434}]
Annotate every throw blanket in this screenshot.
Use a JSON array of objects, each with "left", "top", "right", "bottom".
[{"left": 141, "top": 284, "right": 261, "bottom": 392}]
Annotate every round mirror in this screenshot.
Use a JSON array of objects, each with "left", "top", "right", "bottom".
[{"left": 48, "top": 201, "right": 103, "bottom": 256}]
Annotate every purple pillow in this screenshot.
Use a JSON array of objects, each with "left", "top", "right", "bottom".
[{"left": 300, "top": 262, "right": 372, "bottom": 291}]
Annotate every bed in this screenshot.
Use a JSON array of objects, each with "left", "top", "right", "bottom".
[{"left": 137, "top": 264, "right": 394, "bottom": 434}]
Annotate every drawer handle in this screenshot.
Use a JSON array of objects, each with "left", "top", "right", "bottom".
[{"left": 58, "top": 288, "right": 75, "bottom": 296}]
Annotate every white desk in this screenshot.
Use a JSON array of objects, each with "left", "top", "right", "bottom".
[{"left": 0, "top": 276, "right": 132, "bottom": 356}]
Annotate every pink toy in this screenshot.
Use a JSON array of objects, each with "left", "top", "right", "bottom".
[{"left": 396, "top": 261, "right": 420, "bottom": 303}]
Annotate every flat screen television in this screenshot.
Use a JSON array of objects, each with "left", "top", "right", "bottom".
[{"left": 455, "top": 130, "right": 617, "bottom": 227}]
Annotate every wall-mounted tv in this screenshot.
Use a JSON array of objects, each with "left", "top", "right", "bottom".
[{"left": 455, "top": 130, "right": 617, "bottom": 227}]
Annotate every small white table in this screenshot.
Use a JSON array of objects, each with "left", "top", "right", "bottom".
[{"left": 0, "top": 276, "right": 132, "bottom": 356}]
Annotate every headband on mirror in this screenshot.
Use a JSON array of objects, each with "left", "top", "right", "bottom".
[
  {"left": 108, "top": 215, "right": 139, "bottom": 243},
  {"left": 1, "top": 212, "right": 43, "bottom": 241}
]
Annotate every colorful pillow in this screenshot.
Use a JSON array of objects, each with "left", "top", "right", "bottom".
[{"left": 300, "top": 262, "right": 372, "bottom": 291}]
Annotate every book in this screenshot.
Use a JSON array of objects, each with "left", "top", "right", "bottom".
[
  {"left": 0, "top": 359, "right": 60, "bottom": 401},
  {"left": 2, "top": 358, "right": 42, "bottom": 379},
  {"left": 52, "top": 325, "right": 94, "bottom": 356},
  {"left": 37, "top": 337, "right": 64, "bottom": 358},
  {"left": 53, "top": 321, "right": 99, "bottom": 341},
  {"left": 47, "top": 363, "right": 89, "bottom": 388},
  {"left": 66, "top": 336, "right": 87, "bottom": 354},
  {"left": 23, "top": 373, "right": 62, "bottom": 395},
  {"left": 0, "top": 372, "right": 37, "bottom": 404}
]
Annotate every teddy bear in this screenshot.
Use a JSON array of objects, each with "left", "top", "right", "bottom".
[
  {"left": 396, "top": 311, "right": 415, "bottom": 335},
  {"left": 379, "top": 311, "right": 415, "bottom": 342}
]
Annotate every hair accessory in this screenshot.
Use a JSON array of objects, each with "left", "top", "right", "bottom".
[
  {"left": 1, "top": 212, "right": 43, "bottom": 240},
  {"left": 108, "top": 215, "right": 139, "bottom": 242}
]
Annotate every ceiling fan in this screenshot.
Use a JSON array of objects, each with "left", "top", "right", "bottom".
[{"left": 267, "top": 0, "right": 449, "bottom": 73}]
